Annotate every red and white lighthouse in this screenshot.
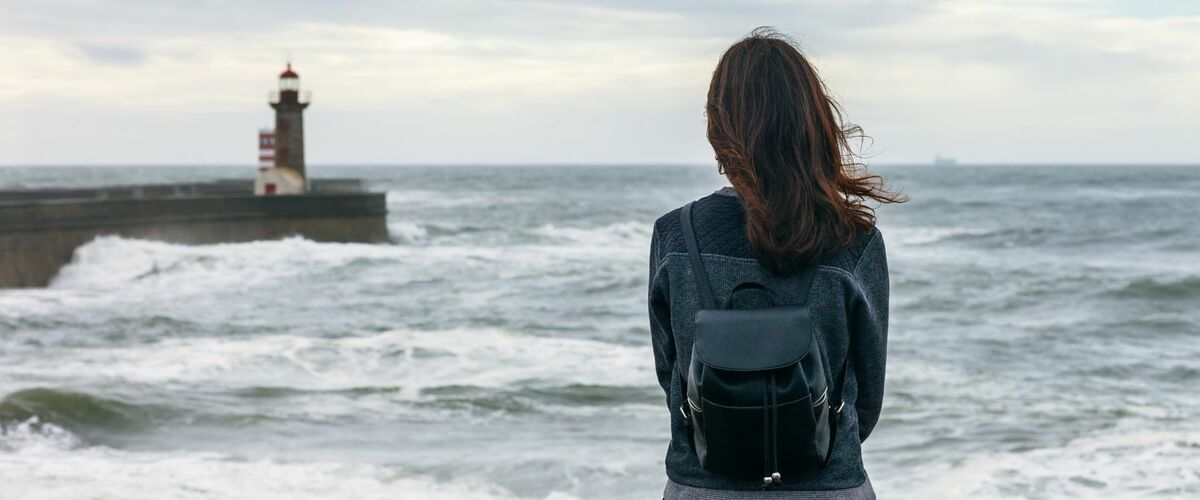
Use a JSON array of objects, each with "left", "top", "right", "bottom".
[{"left": 255, "top": 62, "right": 310, "bottom": 196}]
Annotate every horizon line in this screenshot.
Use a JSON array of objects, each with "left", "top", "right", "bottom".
[{"left": 2, "top": 162, "right": 1199, "bottom": 168}]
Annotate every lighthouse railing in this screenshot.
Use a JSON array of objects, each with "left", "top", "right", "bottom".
[{"left": 267, "top": 91, "right": 312, "bottom": 105}]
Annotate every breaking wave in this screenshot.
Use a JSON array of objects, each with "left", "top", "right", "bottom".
[
  {"left": 0, "top": 447, "right": 537, "bottom": 500},
  {"left": 880, "top": 427, "right": 1200, "bottom": 499},
  {"left": 48, "top": 236, "right": 399, "bottom": 290},
  {"left": 530, "top": 221, "right": 651, "bottom": 248},
  {"left": 0, "top": 388, "right": 162, "bottom": 432},
  {"left": 1, "top": 329, "right": 655, "bottom": 398}
]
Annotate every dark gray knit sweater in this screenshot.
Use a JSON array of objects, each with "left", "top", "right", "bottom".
[{"left": 648, "top": 187, "right": 889, "bottom": 497}]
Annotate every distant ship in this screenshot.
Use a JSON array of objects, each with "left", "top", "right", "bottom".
[{"left": 934, "top": 154, "right": 958, "bottom": 167}]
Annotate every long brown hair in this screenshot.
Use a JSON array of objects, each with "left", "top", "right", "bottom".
[{"left": 707, "top": 27, "right": 904, "bottom": 276}]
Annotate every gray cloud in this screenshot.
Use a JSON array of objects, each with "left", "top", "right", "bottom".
[{"left": 76, "top": 43, "right": 148, "bottom": 66}]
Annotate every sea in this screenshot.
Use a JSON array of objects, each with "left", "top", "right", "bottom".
[{"left": 0, "top": 165, "right": 1197, "bottom": 499}]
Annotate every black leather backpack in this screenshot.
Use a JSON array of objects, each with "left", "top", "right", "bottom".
[{"left": 678, "top": 201, "right": 848, "bottom": 487}]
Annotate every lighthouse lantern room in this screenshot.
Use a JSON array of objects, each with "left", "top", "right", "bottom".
[{"left": 279, "top": 64, "right": 300, "bottom": 91}]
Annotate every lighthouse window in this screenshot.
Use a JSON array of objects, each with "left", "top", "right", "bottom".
[{"left": 280, "top": 77, "right": 299, "bottom": 91}]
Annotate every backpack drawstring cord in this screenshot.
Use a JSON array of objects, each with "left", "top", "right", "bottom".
[
  {"left": 761, "top": 377, "right": 771, "bottom": 488},
  {"left": 770, "top": 373, "right": 780, "bottom": 484}
]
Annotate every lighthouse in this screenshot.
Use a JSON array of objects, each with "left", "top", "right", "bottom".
[
  {"left": 269, "top": 63, "right": 310, "bottom": 179},
  {"left": 256, "top": 63, "right": 310, "bottom": 196}
]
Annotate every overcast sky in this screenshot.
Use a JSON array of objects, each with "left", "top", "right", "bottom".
[{"left": 0, "top": 0, "right": 1196, "bottom": 165}]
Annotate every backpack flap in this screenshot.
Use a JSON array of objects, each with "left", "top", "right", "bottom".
[{"left": 693, "top": 305, "right": 814, "bottom": 372}]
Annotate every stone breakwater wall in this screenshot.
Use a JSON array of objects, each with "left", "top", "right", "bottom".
[{"left": 0, "top": 186, "right": 387, "bottom": 288}]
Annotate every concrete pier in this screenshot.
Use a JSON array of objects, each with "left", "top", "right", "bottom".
[{"left": 0, "top": 180, "right": 387, "bottom": 288}]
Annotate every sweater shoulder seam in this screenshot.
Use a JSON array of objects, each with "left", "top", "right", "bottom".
[{"left": 852, "top": 229, "right": 883, "bottom": 275}]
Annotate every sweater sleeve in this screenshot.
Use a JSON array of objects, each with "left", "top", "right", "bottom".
[
  {"left": 648, "top": 222, "right": 676, "bottom": 403},
  {"left": 850, "top": 230, "right": 889, "bottom": 442}
]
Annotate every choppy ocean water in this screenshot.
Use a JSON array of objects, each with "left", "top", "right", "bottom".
[{"left": 0, "top": 165, "right": 1197, "bottom": 499}]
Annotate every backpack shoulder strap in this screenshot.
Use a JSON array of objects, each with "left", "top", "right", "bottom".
[
  {"left": 680, "top": 202, "right": 718, "bottom": 310},
  {"left": 794, "top": 267, "right": 818, "bottom": 305}
]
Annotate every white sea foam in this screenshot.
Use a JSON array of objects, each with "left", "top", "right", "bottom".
[
  {"left": 883, "top": 225, "right": 993, "bottom": 247},
  {"left": 0, "top": 227, "right": 657, "bottom": 321},
  {"left": 387, "top": 221, "right": 430, "bottom": 244},
  {"left": 531, "top": 221, "right": 651, "bottom": 249},
  {"left": 876, "top": 425, "right": 1200, "bottom": 499},
  {"left": 387, "top": 189, "right": 513, "bottom": 209},
  {"left": 0, "top": 447, "right": 533, "bottom": 500},
  {"left": 48, "top": 236, "right": 396, "bottom": 290},
  {"left": 1, "top": 328, "right": 655, "bottom": 397},
  {"left": 0, "top": 416, "right": 81, "bottom": 453},
  {"left": 42, "top": 229, "right": 644, "bottom": 292}
]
